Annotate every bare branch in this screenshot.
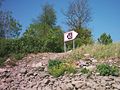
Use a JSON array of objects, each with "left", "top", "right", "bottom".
[{"left": 64, "top": 0, "right": 91, "bottom": 29}]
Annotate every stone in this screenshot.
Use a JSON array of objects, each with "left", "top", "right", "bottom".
[
  {"left": 2, "top": 70, "right": 11, "bottom": 78},
  {"left": 84, "top": 53, "right": 91, "bottom": 58},
  {"left": 79, "top": 60, "right": 87, "bottom": 66},
  {"left": 26, "top": 71, "right": 34, "bottom": 77},
  {"left": 60, "top": 83, "right": 68, "bottom": 90},
  {"left": 44, "top": 86, "right": 52, "bottom": 90},
  {"left": 96, "top": 86, "right": 106, "bottom": 90},
  {"left": 37, "top": 86, "right": 42, "bottom": 90},
  {"left": 40, "top": 72, "right": 49, "bottom": 78},
  {"left": 43, "top": 79, "right": 50, "bottom": 85},
  {"left": 37, "top": 67, "right": 45, "bottom": 71},
  {"left": 72, "top": 81, "right": 84, "bottom": 88},
  {"left": 85, "top": 65, "right": 96, "bottom": 71},
  {"left": 66, "top": 83, "right": 74, "bottom": 90},
  {"left": 91, "top": 58, "right": 97, "bottom": 63},
  {"left": 20, "top": 68, "right": 27, "bottom": 74},
  {"left": 56, "top": 86, "right": 61, "bottom": 90},
  {"left": 6, "top": 78, "right": 13, "bottom": 83},
  {"left": 44, "top": 67, "right": 48, "bottom": 72},
  {"left": 0, "top": 68, "right": 6, "bottom": 73},
  {"left": 26, "top": 87, "right": 37, "bottom": 90},
  {"left": 112, "top": 84, "right": 120, "bottom": 89}
]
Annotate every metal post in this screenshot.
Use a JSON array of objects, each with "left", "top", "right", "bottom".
[
  {"left": 64, "top": 42, "right": 66, "bottom": 52},
  {"left": 73, "top": 39, "right": 75, "bottom": 50}
]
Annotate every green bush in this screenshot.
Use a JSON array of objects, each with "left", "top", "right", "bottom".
[
  {"left": 48, "top": 59, "right": 76, "bottom": 77},
  {"left": 0, "top": 57, "right": 5, "bottom": 67},
  {"left": 98, "top": 33, "right": 112, "bottom": 45},
  {"left": 48, "top": 63, "right": 66, "bottom": 77},
  {"left": 48, "top": 59, "right": 62, "bottom": 68},
  {"left": 80, "top": 68, "right": 90, "bottom": 74},
  {"left": 12, "top": 53, "right": 25, "bottom": 60},
  {"left": 97, "top": 64, "right": 119, "bottom": 76}
]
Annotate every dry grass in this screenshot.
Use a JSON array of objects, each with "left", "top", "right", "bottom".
[{"left": 68, "top": 43, "right": 120, "bottom": 61}]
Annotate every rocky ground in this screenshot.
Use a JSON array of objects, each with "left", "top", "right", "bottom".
[{"left": 0, "top": 52, "right": 120, "bottom": 90}]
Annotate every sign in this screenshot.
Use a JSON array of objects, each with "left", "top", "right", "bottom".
[{"left": 64, "top": 31, "right": 78, "bottom": 42}]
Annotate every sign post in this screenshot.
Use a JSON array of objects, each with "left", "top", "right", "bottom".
[
  {"left": 64, "top": 42, "right": 66, "bottom": 52},
  {"left": 64, "top": 31, "right": 78, "bottom": 52}
]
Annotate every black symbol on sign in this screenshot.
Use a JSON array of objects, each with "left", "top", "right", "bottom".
[{"left": 67, "top": 32, "right": 72, "bottom": 39}]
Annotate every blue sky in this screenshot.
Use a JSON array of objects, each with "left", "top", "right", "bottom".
[{"left": 1, "top": 0, "right": 120, "bottom": 41}]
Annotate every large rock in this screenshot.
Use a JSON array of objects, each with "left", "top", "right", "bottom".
[
  {"left": 20, "top": 68, "right": 27, "bottom": 74},
  {"left": 112, "top": 84, "right": 120, "bottom": 89},
  {"left": 43, "top": 79, "right": 50, "bottom": 85},
  {"left": 32, "top": 62, "right": 43, "bottom": 68},
  {"left": 72, "top": 81, "right": 84, "bottom": 89},
  {"left": 66, "top": 83, "right": 74, "bottom": 90},
  {"left": 85, "top": 65, "right": 96, "bottom": 71}
]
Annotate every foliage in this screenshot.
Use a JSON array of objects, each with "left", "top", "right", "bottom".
[
  {"left": 98, "top": 33, "right": 112, "bottom": 45},
  {"left": 23, "top": 3, "right": 63, "bottom": 53},
  {"left": 0, "top": 3, "right": 64, "bottom": 66},
  {"left": 38, "top": 3, "right": 56, "bottom": 28},
  {"left": 64, "top": 0, "right": 93, "bottom": 50},
  {"left": 11, "top": 53, "right": 25, "bottom": 60},
  {"left": 48, "top": 59, "right": 76, "bottom": 77},
  {"left": 80, "top": 68, "right": 90, "bottom": 74},
  {"left": 23, "top": 24, "right": 63, "bottom": 53},
  {"left": 0, "top": 57, "right": 5, "bottom": 67},
  {"left": 66, "top": 28, "right": 93, "bottom": 50},
  {"left": 48, "top": 63, "right": 66, "bottom": 77},
  {"left": 97, "top": 64, "right": 119, "bottom": 76},
  {"left": 48, "top": 59, "right": 62, "bottom": 68}
]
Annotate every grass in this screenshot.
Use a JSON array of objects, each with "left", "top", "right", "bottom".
[
  {"left": 69, "top": 43, "right": 120, "bottom": 60},
  {"left": 80, "top": 68, "right": 90, "bottom": 74}
]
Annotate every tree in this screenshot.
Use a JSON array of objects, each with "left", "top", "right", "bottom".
[
  {"left": 0, "top": 1, "right": 22, "bottom": 38},
  {"left": 0, "top": 12, "right": 22, "bottom": 38},
  {"left": 98, "top": 33, "right": 112, "bottom": 45},
  {"left": 64, "top": 0, "right": 93, "bottom": 48},
  {"left": 23, "top": 3, "right": 63, "bottom": 52},
  {"left": 64, "top": 0, "right": 91, "bottom": 29},
  {"left": 66, "top": 28, "right": 93, "bottom": 50},
  {"left": 37, "top": 3, "right": 56, "bottom": 28}
]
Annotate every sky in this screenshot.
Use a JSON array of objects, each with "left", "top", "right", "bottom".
[{"left": 1, "top": 0, "right": 120, "bottom": 42}]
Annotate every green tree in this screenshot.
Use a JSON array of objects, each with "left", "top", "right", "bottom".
[
  {"left": 37, "top": 3, "right": 56, "bottom": 28},
  {"left": 98, "top": 33, "right": 112, "bottom": 45},
  {"left": 23, "top": 3, "right": 63, "bottom": 52}
]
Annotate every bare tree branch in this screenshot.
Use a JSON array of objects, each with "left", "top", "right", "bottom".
[{"left": 64, "top": 0, "right": 91, "bottom": 30}]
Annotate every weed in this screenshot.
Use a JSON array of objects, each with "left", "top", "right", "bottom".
[{"left": 97, "top": 64, "right": 119, "bottom": 76}]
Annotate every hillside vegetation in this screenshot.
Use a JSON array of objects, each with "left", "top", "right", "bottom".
[{"left": 69, "top": 43, "right": 120, "bottom": 60}]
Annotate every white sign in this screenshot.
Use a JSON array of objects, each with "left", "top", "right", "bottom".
[{"left": 64, "top": 31, "right": 78, "bottom": 42}]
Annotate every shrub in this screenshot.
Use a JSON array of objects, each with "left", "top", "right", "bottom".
[
  {"left": 97, "top": 64, "right": 119, "bottom": 76},
  {"left": 12, "top": 53, "right": 25, "bottom": 60},
  {"left": 65, "top": 63, "right": 76, "bottom": 74},
  {"left": 48, "top": 59, "right": 76, "bottom": 77},
  {"left": 0, "top": 57, "right": 5, "bottom": 67},
  {"left": 48, "top": 59, "right": 62, "bottom": 68},
  {"left": 98, "top": 33, "right": 112, "bottom": 45},
  {"left": 48, "top": 63, "right": 66, "bottom": 77},
  {"left": 80, "top": 68, "right": 90, "bottom": 74}
]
